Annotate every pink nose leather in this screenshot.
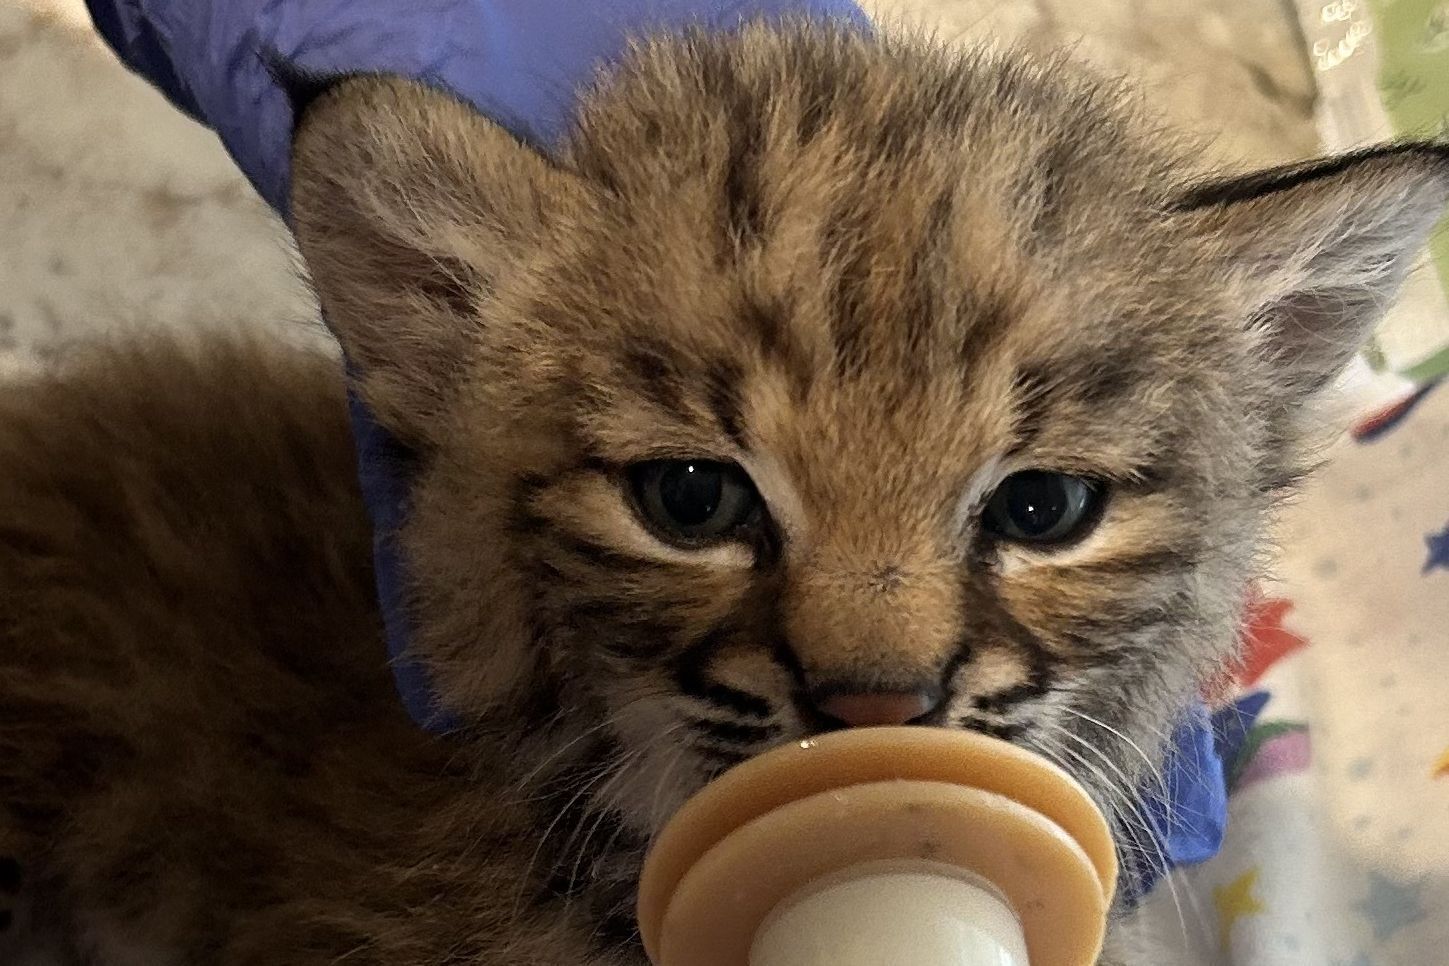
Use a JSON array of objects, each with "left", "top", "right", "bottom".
[{"left": 816, "top": 691, "right": 938, "bottom": 727}]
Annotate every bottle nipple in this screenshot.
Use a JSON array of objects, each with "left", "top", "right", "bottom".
[{"left": 636, "top": 726, "right": 1117, "bottom": 966}]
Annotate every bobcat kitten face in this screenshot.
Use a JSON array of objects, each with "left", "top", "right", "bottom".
[{"left": 291, "top": 26, "right": 1449, "bottom": 895}]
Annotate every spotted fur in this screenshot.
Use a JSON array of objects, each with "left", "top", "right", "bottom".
[{"left": 3, "top": 24, "right": 1447, "bottom": 965}]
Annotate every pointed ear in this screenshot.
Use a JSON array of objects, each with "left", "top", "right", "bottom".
[
  {"left": 1177, "top": 144, "right": 1449, "bottom": 395},
  {"left": 290, "top": 76, "right": 585, "bottom": 446}
]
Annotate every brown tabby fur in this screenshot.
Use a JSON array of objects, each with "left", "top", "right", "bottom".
[{"left": 3, "top": 23, "right": 1448, "bottom": 965}]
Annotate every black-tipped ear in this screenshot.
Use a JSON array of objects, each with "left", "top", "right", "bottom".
[
  {"left": 1178, "top": 143, "right": 1449, "bottom": 395},
  {"left": 290, "top": 76, "right": 586, "bottom": 447}
]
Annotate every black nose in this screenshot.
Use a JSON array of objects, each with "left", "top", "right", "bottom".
[{"left": 812, "top": 688, "right": 942, "bottom": 728}]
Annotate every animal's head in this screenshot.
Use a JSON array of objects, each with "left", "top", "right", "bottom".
[{"left": 291, "top": 25, "right": 1448, "bottom": 882}]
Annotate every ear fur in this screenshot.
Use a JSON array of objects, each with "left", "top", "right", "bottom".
[
  {"left": 1177, "top": 144, "right": 1449, "bottom": 395},
  {"left": 291, "top": 76, "right": 586, "bottom": 446}
]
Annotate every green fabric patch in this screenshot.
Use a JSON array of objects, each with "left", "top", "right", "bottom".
[
  {"left": 1369, "top": 0, "right": 1449, "bottom": 380},
  {"left": 1227, "top": 719, "right": 1310, "bottom": 791}
]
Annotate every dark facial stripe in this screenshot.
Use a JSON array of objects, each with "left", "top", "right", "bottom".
[
  {"left": 679, "top": 675, "right": 772, "bottom": 720},
  {"left": 699, "top": 43, "right": 769, "bottom": 247},
  {"left": 554, "top": 534, "right": 658, "bottom": 573},
  {"left": 556, "top": 597, "right": 679, "bottom": 662},
  {"left": 704, "top": 361, "right": 749, "bottom": 449},
  {"left": 1069, "top": 352, "right": 1148, "bottom": 409},
  {"left": 1009, "top": 365, "right": 1053, "bottom": 452},
  {"left": 509, "top": 479, "right": 551, "bottom": 538},
  {"left": 738, "top": 298, "right": 786, "bottom": 362},
  {"left": 1071, "top": 547, "right": 1192, "bottom": 579},
  {"left": 1025, "top": 140, "right": 1071, "bottom": 242},
  {"left": 676, "top": 631, "right": 774, "bottom": 719},
  {"left": 955, "top": 292, "right": 1011, "bottom": 374},
  {"left": 823, "top": 200, "right": 873, "bottom": 376},
  {"left": 1057, "top": 603, "right": 1181, "bottom": 639},
  {"left": 972, "top": 655, "right": 1054, "bottom": 715},
  {"left": 1060, "top": 635, "right": 1138, "bottom": 670},
  {"left": 958, "top": 568, "right": 1058, "bottom": 670},
  {"left": 793, "top": 71, "right": 835, "bottom": 145},
  {"left": 596, "top": 623, "right": 679, "bottom": 662},
  {"left": 621, "top": 341, "right": 686, "bottom": 413},
  {"left": 724, "top": 122, "right": 765, "bottom": 244},
  {"left": 572, "top": 453, "right": 618, "bottom": 477},
  {"left": 925, "top": 188, "right": 955, "bottom": 243},
  {"left": 902, "top": 188, "right": 955, "bottom": 364},
  {"left": 863, "top": 99, "right": 921, "bottom": 162},
  {"left": 1009, "top": 350, "right": 1152, "bottom": 454},
  {"left": 973, "top": 681, "right": 1048, "bottom": 715},
  {"left": 735, "top": 295, "right": 813, "bottom": 392},
  {"left": 510, "top": 509, "right": 550, "bottom": 538}
]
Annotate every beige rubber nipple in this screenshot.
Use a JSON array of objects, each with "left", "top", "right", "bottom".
[{"left": 637, "top": 726, "right": 1117, "bottom": 966}]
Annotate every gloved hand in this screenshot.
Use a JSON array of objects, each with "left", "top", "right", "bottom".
[{"left": 83, "top": 0, "right": 1227, "bottom": 896}]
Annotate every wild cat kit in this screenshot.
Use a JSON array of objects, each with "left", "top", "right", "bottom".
[{"left": 3, "top": 23, "right": 1448, "bottom": 966}]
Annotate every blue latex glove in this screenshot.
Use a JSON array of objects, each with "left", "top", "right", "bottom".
[
  {"left": 84, "top": 0, "right": 1226, "bottom": 897},
  {"left": 1122, "top": 699, "right": 1246, "bottom": 904}
]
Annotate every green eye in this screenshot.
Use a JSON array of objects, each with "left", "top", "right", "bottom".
[
  {"left": 982, "top": 471, "right": 1104, "bottom": 545},
  {"left": 629, "top": 460, "right": 761, "bottom": 544}
]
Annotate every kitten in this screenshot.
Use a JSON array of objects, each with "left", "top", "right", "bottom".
[{"left": 2, "top": 23, "right": 1446, "bottom": 965}]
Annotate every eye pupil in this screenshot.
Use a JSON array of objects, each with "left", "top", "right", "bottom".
[
  {"left": 658, "top": 463, "right": 724, "bottom": 527},
  {"left": 1004, "top": 472, "right": 1069, "bottom": 537},
  {"left": 984, "top": 470, "right": 1102, "bottom": 545}
]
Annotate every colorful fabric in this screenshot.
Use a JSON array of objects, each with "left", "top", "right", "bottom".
[{"left": 1131, "top": 377, "right": 1449, "bottom": 965}]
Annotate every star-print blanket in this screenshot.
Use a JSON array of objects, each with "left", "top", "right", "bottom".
[{"left": 1129, "top": 373, "right": 1449, "bottom": 965}]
